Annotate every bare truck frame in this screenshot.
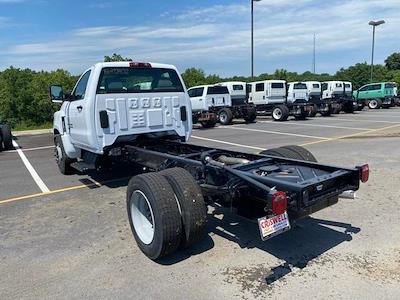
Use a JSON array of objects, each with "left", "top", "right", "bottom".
[{"left": 49, "top": 61, "right": 369, "bottom": 261}]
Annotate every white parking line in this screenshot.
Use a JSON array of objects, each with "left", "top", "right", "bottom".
[
  {"left": 257, "top": 120, "right": 371, "bottom": 131},
  {"left": 219, "top": 126, "right": 330, "bottom": 140},
  {"left": 356, "top": 114, "right": 400, "bottom": 118},
  {"left": 4, "top": 145, "right": 54, "bottom": 153},
  {"left": 317, "top": 117, "right": 400, "bottom": 124},
  {"left": 12, "top": 140, "right": 50, "bottom": 193},
  {"left": 191, "top": 136, "right": 264, "bottom": 150}
]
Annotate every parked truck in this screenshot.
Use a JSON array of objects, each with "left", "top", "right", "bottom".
[
  {"left": 248, "top": 80, "right": 313, "bottom": 121},
  {"left": 322, "top": 81, "right": 354, "bottom": 114},
  {"left": 188, "top": 83, "right": 256, "bottom": 126},
  {"left": 0, "top": 124, "right": 13, "bottom": 151},
  {"left": 49, "top": 61, "right": 369, "bottom": 261},
  {"left": 304, "top": 81, "right": 331, "bottom": 117},
  {"left": 353, "top": 82, "right": 396, "bottom": 109}
]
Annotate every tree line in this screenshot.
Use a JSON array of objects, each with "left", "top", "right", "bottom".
[{"left": 0, "top": 52, "right": 399, "bottom": 129}]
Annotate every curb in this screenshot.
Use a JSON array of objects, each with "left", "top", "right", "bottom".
[{"left": 13, "top": 129, "right": 52, "bottom": 137}]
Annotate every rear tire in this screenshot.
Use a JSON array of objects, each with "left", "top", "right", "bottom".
[
  {"left": 54, "top": 135, "right": 75, "bottom": 175},
  {"left": 368, "top": 99, "right": 381, "bottom": 109},
  {"left": 308, "top": 105, "right": 317, "bottom": 117},
  {"left": 1, "top": 125, "right": 13, "bottom": 150},
  {"left": 272, "top": 105, "right": 289, "bottom": 121},
  {"left": 159, "top": 168, "right": 207, "bottom": 248},
  {"left": 200, "top": 119, "right": 217, "bottom": 128},
  {"left": 127, "top": 172, "right": 183, "bottom": 260},
  {"left": 244, "top": 109, "right": 257, "bottom": 123},
  {"left": 218, "top": 108, "right": 233, "bottom": 125}
]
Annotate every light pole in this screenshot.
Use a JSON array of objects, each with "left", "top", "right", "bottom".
[
  {"left": 368, "top": 20, "right": 385, "bottom": 82},
  {"left": 251, "top": 0, "right": 262, "bottom": 78}
]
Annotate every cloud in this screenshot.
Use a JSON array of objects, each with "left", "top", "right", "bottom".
[{"left": 1, "top": 0, "right": 399, "bottom": 75}]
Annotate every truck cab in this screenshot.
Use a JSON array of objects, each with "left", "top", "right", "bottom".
[
  {"left": 353, "top": 82, "right": 396, "bottom": 109},
  {"left": 188, "top": 84, "right": 256, "bottom": 125},
  {"left": 247, "top": 80, "right": 286, "bottom": 106},
  {"left": 219, "top": 81, "right": 247, "bottom": 106},
  {"left": 50, "top": 61, "right": 192, "bottom": 172},
  {"left": 304, "top": 81, "right": 330, "bottom": 117},
  {"left": 322, "top": 81, "right": 354, "bottom": 113},
  {"left": 248, "top": 80, "right": 312, "bottom": 121},
  {"left": 287, "top": 82, "right": 308, "bottom": 103}
]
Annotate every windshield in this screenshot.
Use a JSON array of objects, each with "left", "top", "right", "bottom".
[
  {"left": 271, "top": 83, "right": 284, "bottom": 89},
  {"left": 96, "top": 67, "right": 184, "bottom": 94},
  {"left": 345, "top": 84, "right": 351, "bottom": 88},
  {"left": 293, "top": 83, "right": 307, "bottom": 89},
  {"left": 335, "top": 83, "right": 343, "bottom": 88},
  {"left": 207, "top": 86, "right": 229, "bottom": 95}
]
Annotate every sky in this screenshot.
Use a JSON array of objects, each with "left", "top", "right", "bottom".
[{"left": 0, "top": 0, "right": 399, "bottom": 76}]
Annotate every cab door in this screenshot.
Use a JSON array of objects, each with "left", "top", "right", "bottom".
[
  {"left": 253, "top": 82, "right": 265, "bottom": 105},
  {"left": 68, "top": 70, "right": 91, "bottom": 147}
]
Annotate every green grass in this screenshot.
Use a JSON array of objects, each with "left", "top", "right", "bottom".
[{"left": 13, "top": 122, "right": 53, "bottom": 131}]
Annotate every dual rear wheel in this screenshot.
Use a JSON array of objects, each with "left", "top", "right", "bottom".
[{"left": 126, "top": 168, "right": 207, "bottom": 260}]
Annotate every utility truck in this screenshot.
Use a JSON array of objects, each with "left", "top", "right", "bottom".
[
  {"left": 0, "top": 124, "right": 13, "bottom": 151},
  {"left": 49, "top": 61, "right": 369, "bottom": 261},
  {"left": 322, "top": 81, "right": 354, "bottom": 114},
  {"left": 188, "top": 83, "right": 256, "bottom": 125},
  {"left": 248, "top": 80, "right": 313, "bottom": 121},
  {"left": 304, "top": 81, "right": 331, "bottom": 117}
]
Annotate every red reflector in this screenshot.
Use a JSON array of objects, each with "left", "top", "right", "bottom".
[
  {"left": 272, "top": 191, "right": 287, "bottom": 215},
  {"left": 360, "top": 164, "right": 369, "bottom": 183},
  {"left": 129, "top": 62, "right": 152, "bottom": 68}
]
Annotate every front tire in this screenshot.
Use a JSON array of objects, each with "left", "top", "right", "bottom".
[
  {"left": 127, "top": 173, "right": 183, "bottom": 260},
  {"left": 54, "top": 135, "right": 75, "bottom": 175},
  {"left": 260, "top": 145, "right": 317, "bottom": 162}
]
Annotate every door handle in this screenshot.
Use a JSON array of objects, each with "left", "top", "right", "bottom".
[{"left": 77, "top": 105, "right": 83, "bottom": 112}]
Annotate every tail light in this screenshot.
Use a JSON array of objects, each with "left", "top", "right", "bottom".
[
  {"left": 129, "top": 62, "right": 152, "bottom": 68},
  {"left": 359, "top": 164, "right": 369, "bottom": 183},
  {"left": 272, "top": 191, "right": 287, "bottom": 215}
]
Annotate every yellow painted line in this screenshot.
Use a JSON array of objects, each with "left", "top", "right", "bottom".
[
  {"left": 0, "top": 177, "right": 130, "bottom": 206},
  {"left": 300, "top": 123, "right": 400, "bottom": 147}
]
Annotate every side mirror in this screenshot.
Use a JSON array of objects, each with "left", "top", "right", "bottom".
[{"left": 49, "top": 85, "right": 64, "bottom": 103}]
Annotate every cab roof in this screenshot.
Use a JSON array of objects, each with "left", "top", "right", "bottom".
[{"left": 92, "top": 61, "right": 179, "bottom": 71}]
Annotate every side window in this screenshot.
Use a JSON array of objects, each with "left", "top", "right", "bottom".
[
  {"left": 321, "top": 83, "right": 328, "bottom": 91},
  {"left": 359, "top": 85, "right": 369, "bottom": 91},
  {"left": 369, "top": 84, "right": 381, "bottom": 91},
  {"left": 73, "top": 70, "right": 91, "bottom": 100},
  {"left": 188, "top": 89, "right": 195, "bottom": 97},
  {"left": 255, "top": 83, "right": 264, "bottom": 92},
  {"left": 197, "top": 87, "right": 204, "bottom": 97}
]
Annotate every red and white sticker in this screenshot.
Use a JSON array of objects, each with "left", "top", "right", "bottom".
[{"left": 258, "top": 212, "right": 291, "bottom": 241}]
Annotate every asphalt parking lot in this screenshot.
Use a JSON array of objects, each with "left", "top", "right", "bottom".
[{"left": 1, "top": 108, "right": 400, "bottom": 299}]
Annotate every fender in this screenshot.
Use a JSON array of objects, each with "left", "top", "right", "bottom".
[{"left": 61, "top": 133, "right": 81, "bottom": 159}]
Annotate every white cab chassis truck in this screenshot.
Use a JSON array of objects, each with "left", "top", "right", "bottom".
[
  {"left": 248, "top": 80, "right": 313, "bottom": 121},
  {"left": 188, "top": 83, "right": 256, "bottom": 126},
  {"left": 322, "top": 81, "right": 355, "bottom": 114},
  {"left": 304, "top": 81, "right": 331, "bottom": 117},
  {"left": 50, "top": 61, "right": 368, "bottom": 261}
]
